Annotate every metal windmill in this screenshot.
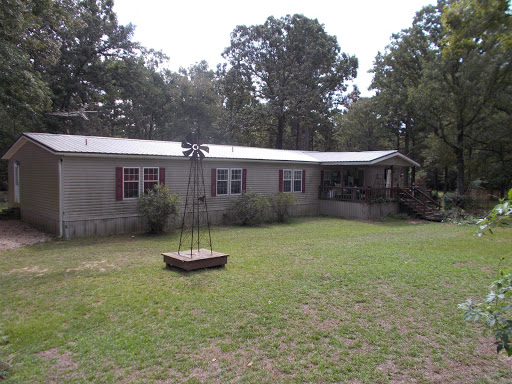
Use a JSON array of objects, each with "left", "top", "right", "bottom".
[{"left": 178, "top": 132, "right": 213, "bottom": 257}]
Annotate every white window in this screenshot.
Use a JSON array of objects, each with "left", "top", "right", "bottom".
[
  {"left": 143, "top": 167, "right": 159, "bottom": 194},
  {"left": 293, "top": 170, "right": 302, "bottom": 192},
  {"left": 230, "top": 169, "right": 242, "bottom": 194},
  {"left": 123, "top": 168, "right": 140, "bottom": 198},
  {"left": 216, "top": 168, "right": 229, "bottom": 195},
  {"left": 283, "top": 169, "right": 302, "bottom": 193},
  {"left": 283, "top": 170, "right": 292, "bottom": 193},
  {"left": 217, "top": 168, "right": 242, "bottom": 195}
]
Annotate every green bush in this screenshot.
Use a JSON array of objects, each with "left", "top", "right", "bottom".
[
  {"left": 137, "top": 184, "right": 181, "bottom": 234},
  {"left": 229, "top": 191, "right": 269, "bottom": 225},
  {"left": 269, "top": 192, "right": 298, "bottom": 223},
  {"left": 459, "top": 188, "right": 512, "bottom": 356},
  {"left": 443, "top": 193, "right": 476, "bottom": 210}
]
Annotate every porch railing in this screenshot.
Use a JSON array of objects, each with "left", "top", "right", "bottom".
[{"left": 318, "top": 186, "right": 401, "bottom": 203}]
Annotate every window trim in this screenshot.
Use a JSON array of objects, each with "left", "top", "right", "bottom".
[
  {"left": 117, "top": 166, "right": 164, "bottom": 201},
  {"left": 216, "top": 167, "right": 243, "bottom": 196},
  {"left": 123, "top": 167, "right": 140, "bottom": 199},
  {"left": 282, "top": 169, "right": 303, "bottom": 193},
  {"left": 230, "top": 168, "right": 243, "bottom": 195},
  {"left": 283, "top": 169, "right": 293, "bottom": 193},
  {"left": 293, "top": 169, "right": 303, "bottom": 193},
  {"left": 142, "top": 167, "right": 159, "bottom": 195}
]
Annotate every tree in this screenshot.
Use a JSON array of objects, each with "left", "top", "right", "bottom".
[
  {"left": 171, "top": 62, "right": 224, "bottom": 142},
  {"left": 47, "top": 0, "right": 137, "bottom": 134},
  {"left": 335, "top": 97, "right": 394, "bottom": 151},
  {"left": 0, "top": 0, "right": 65, "bottom": 137},
  {"left": 370, "top": 0, "right": 512, "bottom": 194},
  {"left": 221, "top": 14, "right": 357, "bottom": 149},
  {"left": 101, "top": 49, "right": 175, "bottom": 139}
]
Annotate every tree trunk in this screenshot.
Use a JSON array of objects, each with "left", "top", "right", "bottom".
[
  {"left": 444, "top": 166, "right": 448, "bottom": 194},
  {"left": 304, "top": 123, "right": 310, "bottom": 151},
  {"left": 295, "top": 118, "right": 302, "bottom": 150},
  {"left": 455, "top": 120, "right": 465, "bottom": 195},
  {"left": 276, "top": 111, "right": 285, "bottom": 149}
]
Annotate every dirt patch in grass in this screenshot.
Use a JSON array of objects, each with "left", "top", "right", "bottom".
[
  {"left": 36, "top": 348, "right": 83, "bottom": 382},
  {"left": 0, "top": 220, "right": 51, "bottom": 250},
  {"left": 8, "top": 266, "right": 49, "bottom": 276},
  {"left": 66, "top": 260, "right": 119, "bottom": 273}
]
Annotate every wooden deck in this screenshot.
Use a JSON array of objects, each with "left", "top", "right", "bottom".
[{"left": 162, "top": 249, "right": 229, "bottom": 271}]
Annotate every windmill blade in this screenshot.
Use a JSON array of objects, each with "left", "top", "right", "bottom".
[
  {"left": 198, "top": 149, "right": 205, "bottom": 160},
  {"left": 181, "top": 141, "right": 192, "bottom": 149},
  {"left": 182, "top": 148, "right": 194, "bottom": 157},
  {"left": 199, "top": 145, "right": 209, "bottom": 153}
]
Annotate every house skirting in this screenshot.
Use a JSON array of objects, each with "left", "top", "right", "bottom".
[
  {"left": 61, "top": 202, "right": 320, "bottom": 238},
  {"left": 318, "top": 200, "right": 399, "bottom": 220},
  {"left": 26, "top": 201, "right": 396, "bottom": 239}
]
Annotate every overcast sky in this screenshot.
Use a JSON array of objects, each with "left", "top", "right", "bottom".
[{"left": 113, "top": 0, "right": 436, "bottom": 97}]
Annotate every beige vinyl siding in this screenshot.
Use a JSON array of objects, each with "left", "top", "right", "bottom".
[
  {"left": 61, "top": 156, "right": 321, "bottom": 236},
  {"left": 10, "top": 141, "right": 60, "bottom": 233},
  {"left": 205, "top": 160, "right": 320, "bottom": 221}
]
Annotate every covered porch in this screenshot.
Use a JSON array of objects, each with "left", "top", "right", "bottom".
[{"left": 312, "top": 150, "right": 420, "bottom": 220}]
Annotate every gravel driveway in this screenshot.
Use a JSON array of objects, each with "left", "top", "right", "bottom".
[{"left": 0, "top": 220, "right": 52, "bottom": 250}]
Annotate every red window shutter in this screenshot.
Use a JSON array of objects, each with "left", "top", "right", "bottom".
[
  {"left": 242, "top": 169, "right": 247, "bottom": 192},
  {"left": 279, "top": 169, "right": 283, "bottom": 192},
  {"left": 159, "top": 167, "right": 165, "bottom": 185},
  {"left": 115, "top": 167, "right": 123, "bottom": 201},
  {"left": 211, "top": 168, "right": 217, "bottom": 197},
  {"left": 302, "top": 169, "right": 306, "bottom": 193}
]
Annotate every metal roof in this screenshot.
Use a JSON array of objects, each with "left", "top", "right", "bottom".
[{"left": 2, "top": 133, "right": 420, "bottom": 167}]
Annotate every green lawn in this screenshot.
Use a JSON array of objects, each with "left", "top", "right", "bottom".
[{"left": 1, "top": 217, "right": 511, "bottom": 383}]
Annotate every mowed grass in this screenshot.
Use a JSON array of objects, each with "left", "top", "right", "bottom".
[{"left": 1, "top": 217, "right": 512, "bottom": 383}]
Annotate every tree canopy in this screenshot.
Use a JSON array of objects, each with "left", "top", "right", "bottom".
[
  {"left": 220, "top": 14, "right": 358, "bottom": 150},
  {"left": 366, "top": 0, "right": 512, "bottom": 194}
]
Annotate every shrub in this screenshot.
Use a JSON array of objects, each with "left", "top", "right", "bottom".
[
  {"left": 229, "top": 191, "right": 269, "bottom": 225},
  {"left": 443, "top": 193, "right": 476, "bottom": 210},
  {"left": 459, "top": 188, "right": 512, "bottom": 356},
  {"left": 459, "top": 271, "right": 512, "bottom": 356},
  {"left": 269, "top": 192, "right": 297, "bottom": 223},
  {"left": 137, "top": 184, "right": 181, "bottom": 234}
]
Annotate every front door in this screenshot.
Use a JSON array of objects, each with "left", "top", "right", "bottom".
[{"left": 14, "top": 162, "right": 20, "bottom": 203}]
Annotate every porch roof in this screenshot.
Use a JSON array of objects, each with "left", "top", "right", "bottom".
[{"left": 307, "top": 150, "right": 420, "bottom": 167}]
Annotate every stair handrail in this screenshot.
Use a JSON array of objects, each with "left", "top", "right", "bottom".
[
  {"left": 399, "top": 187, "right": 428, "bottom": 217},
  {"left": 415, "top": 189, "right": 441, "bottom": 210}
]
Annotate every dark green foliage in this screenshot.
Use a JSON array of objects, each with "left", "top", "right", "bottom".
[
  {"left": 221, "top": 14, "right": 358, "bottom": 150},
  {"left": 269, "top": 192, "right": 298, "bottom": 223},
  {"left": 137, "top": 184, "right": 180, "bottom": 234},
  {"left": 460, "top": 188, "right": 512, "bottom": 356},
  {"left": 229, "top": 191, "right": 269, "bottom": 225},
  {"left": 460, "top": 271, "right": 512, "bottom": 356},
  {"left": 370, "top": 0, "right": 512, "bottom": 195},
  {"left": 443, "top": 193, "right": 477, "bottom": 210}
]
